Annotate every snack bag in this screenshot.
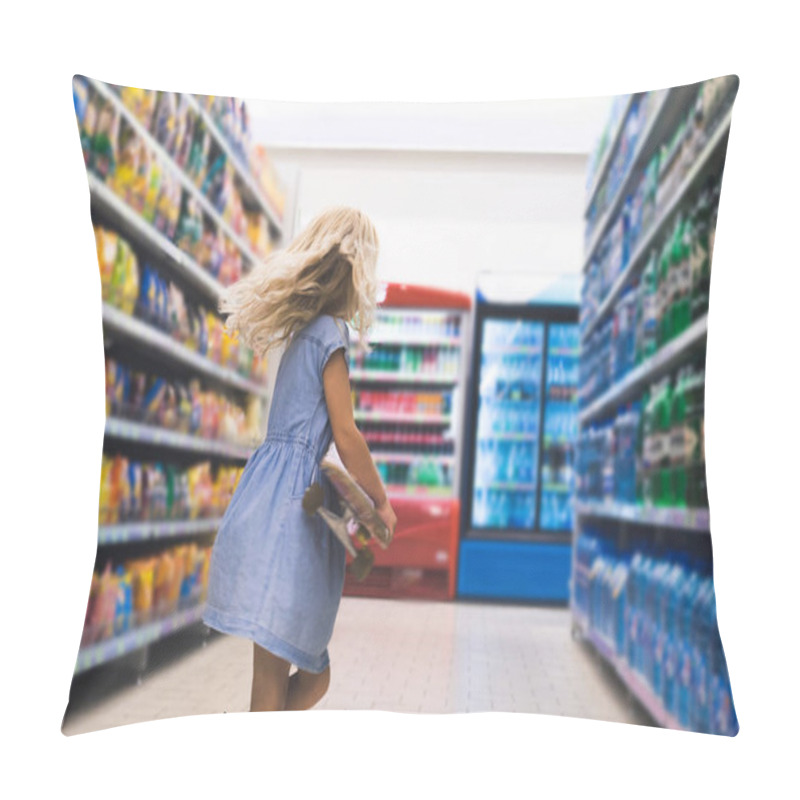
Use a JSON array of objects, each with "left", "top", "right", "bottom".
[
  {"left": 91, "top": 101, "right": 118, "bottom": 181},
  {"left": 98, "top": 455, "right": 112, "bottom": 525},
  {"left": 88, "top": 562, "right": 118, "bottom": 643},
  {"left": 142, "top": 158, "right": 162, "bottom": 224},
  {"left": 95, "top": 227, "right": 118, "bottom": 302},
  {"left": 129, "top": 558, "right": 155, "bottom": 625},
  {"left": 120, "top": 249, "right": 139, "bottom": 316},
  {"left": 114, "top": 566, "right": 133, "bottom": 635},
  {"left": 113, "top": 125, "right": 139, "bottom": 204}
]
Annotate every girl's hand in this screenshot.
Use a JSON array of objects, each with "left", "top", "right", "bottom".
[{"left": 376, "top": 499, "right": 397, "bottom": 543}]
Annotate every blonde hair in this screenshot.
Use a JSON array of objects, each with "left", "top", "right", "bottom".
[{"left": 219, "top": 206, "right": 379, "bottom": 355}]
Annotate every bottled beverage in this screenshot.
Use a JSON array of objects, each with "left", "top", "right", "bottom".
[
  {"left": 690, "top": 184, "right": 712, "bottom": 322},
  {"left": 657, "top": 237, "right": 672, "bottom": 346},
  {"left": 685, "top": 366, "right": 708, "bottom": 508},
  {"left": 669, "top": 369, "right": 688, "bottom": 507}
]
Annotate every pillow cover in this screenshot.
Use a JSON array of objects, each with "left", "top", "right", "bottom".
[{"left": 62, "top": 74, "right": 739, "bottom": 737}]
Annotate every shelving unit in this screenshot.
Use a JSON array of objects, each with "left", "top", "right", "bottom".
[
  {"left": 584, "top": 94, "right": 634, "bottom": 216},
  {"left": 575, "top": 501, "right": 710, "bottom": 533},
  {"left": 353, "top": 410, "right": 451, "bottom": 425},
  {"left": 581, "top": 108, "right": 733, "bottom": 342},
  {"left": 182, "top": 94, "right": 283, "bottom": 233},
  {"left": 87, "top": 78, "right": 273, "bottom": 267},
  {"left": 73, "top": 77, "right": 290, "bottom": 677},
  {"left": 572, "top": 612, "right": 684, "bottom": 730},
  {"left": 582, "top": 88, "right": 674, "bottom": 272},
  {"left": 89, "top": 175, "right": 223, "bottom": 305},
  {"left": 572, "top": 77, "right": 739, "bottom": 735},
  {"left": 349, "top": 369, "right": 458, "bottom": 386},
  {"left": 579, "top": 314, "right": 708, "bottom": 424},
  {"left": 98, "top": 518, "right": 222, "bottom": 546},
  {"left": 344, "top": 287, "right": 471, "bottom": 601},
  {"left": 102, "top": 304, "right": 269, "bottom": 398},
  {"left": 104, "top": 417, "right": 255, "bottom": 461},
  {"left": 75, "top": 605, "right": 206, "bottom": 675}
]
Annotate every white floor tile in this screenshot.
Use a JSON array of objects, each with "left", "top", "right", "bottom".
[{"left": 63, "top": 596, "right": 654, "bottom": 735}]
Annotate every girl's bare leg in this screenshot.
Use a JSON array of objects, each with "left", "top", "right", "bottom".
[
  {"left": 250, "top": 644, "right": 291, "bottom": 712},
  {"left": 284, "top": 666, "right": 331, "bottom": 710}
]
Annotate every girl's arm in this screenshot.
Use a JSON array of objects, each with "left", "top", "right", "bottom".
[{"left": 323, "top": 350, "right": 396, "bottom": 536}]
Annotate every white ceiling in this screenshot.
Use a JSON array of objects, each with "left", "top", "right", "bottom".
[{"left": 247, "top": 96, "right": 615, "bottom": 155}]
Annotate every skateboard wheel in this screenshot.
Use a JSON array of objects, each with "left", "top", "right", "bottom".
[
  {"left": 302, "top": 483, "right": 325, "bottom": 515},
  {"left": 349, "top": 549, "right": 375, "bottom": 582}
]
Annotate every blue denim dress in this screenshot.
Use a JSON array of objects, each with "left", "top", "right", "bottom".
[{"left": 203, "top": 315, "right": 350, "bottom": 673}]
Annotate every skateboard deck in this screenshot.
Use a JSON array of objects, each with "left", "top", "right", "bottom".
[{"left": 302, "top": 448, "right": 391, "bottom": 581}]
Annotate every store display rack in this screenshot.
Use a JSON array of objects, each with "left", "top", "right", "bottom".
[
  {"left": 584, "top": 94, "right": 635, "bottom": 216},
  {"left": 182, "top": 93, "right": 283, "bottom": 233},
  {"left": 582, "top": 88, "right": 673, "bottom": 272},
  {"left": 579, "top": 314, "right": 708, "bottom": 424},
  {"left": 574, "top": 501, "right": 710, "bottom": 533},
  {"left": 353, "top": 410, "right": 451, "bottom": 425},
  {"left": 104, "top": 417, "right": 255, "bottom": 461},
  {"left": 349, "top": 369, "right": 457, "bottom": 386},
  {"left": 98, "top": 518, "right": 222, "bottom": 546},
  {"left": 572, "top": 611, "right": 684, "bottom": 730},
  {"left": 75, "top": 78, "right": 288, "bottom": 677},
  {"left": 581, "top": 107, "right": 732, "bottom": 343},
  {"left": 102, "top": 303, "right": 268, "bottom": 398},
  {"left": 573, "top": 80, "right": 735, "bottom": 731},
  {"left": 89, "top": 174, "right": 223, "bottom": 306},
  {"left": 75, "top": 605, "right": 206, "bottom": 675},
  {"left": 88, "top": 78, "right": 275, "bottom": 266}
]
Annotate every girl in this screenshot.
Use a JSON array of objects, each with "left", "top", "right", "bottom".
[{"left": 203, "top": 207, "right": 397, "bottom": 712}]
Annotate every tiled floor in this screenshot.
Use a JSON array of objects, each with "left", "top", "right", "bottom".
[{"left": 62, "top": 597, "right": 654, "bottom": 735}]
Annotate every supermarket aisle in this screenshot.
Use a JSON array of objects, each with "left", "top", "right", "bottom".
[{"left": 63, "top": 597, "right": 653, "bottom": 734}]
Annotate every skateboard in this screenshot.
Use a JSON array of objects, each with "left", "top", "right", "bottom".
[{"left": 302, "top": 451, "right": 391, "bottom": 581}]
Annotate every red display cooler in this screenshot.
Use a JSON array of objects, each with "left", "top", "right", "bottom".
[{"left": 343, "top": 283, "right": 472, "bottom": 600}]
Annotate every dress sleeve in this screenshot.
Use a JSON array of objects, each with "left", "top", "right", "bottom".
[{"left": 315, "top": 316, "right": 350, "bottom": 380}]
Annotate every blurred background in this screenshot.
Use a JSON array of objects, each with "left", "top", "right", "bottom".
[{"left": 62, "top": 74, "right": 738, "bottom": 736}]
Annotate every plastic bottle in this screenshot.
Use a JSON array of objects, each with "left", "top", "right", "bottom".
[
  {"left": 657, "top": 237, "right": 673, "bottom": 347},
  {"left": 690, "top": 183, "right": 712, "bottom": 322},
  {"left": 685, "top": 366, "right": 708, "bottom": 509},
  {"left": 669, "top": 369, "right": 688, "bottom": 508}
]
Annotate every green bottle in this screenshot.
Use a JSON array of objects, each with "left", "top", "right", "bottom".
[
  {"left": 691, "top": 187, "right": 712, "bottom": 322},
  {"left": 678, "top": 215, "right": 693, "bottom": 335},
  {"left": 658, "top": 237, "right": 672, "bottom": 347},
  {"left": 669, "top": 369, "right": 688, "bottom": 508},
  {"left": 637, "top": 251, "right": 659, "bottom": 364},
  {"left": 656, "top": 378, "right": 674, "bottom": 508},
  {"left": 685, "top": 366, "right": 708, "bottom": 508}
]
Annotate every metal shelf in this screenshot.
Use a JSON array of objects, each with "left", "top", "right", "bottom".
[
  {"left": 573, "top": 611, "right": 685, "bottom": 730},
  {"left": 479, "top": 432, "right": 538, "bottom": 442},
  {"left": 75, "top": 604, "right": 206, "bottom": 674},
  {"left": 352, "top": 333, "right": 462, "bottom": 347},
  {"left": 184, "top": 94, "right": 283, "bottom": 234},
  {"left": 386, "top": 484, "right": 453, "bottom": 498},
  {"left": 575, "top": 500, "right": 710, "bottom": 532},
  {"left": 584, "top": 94, "right": 635, "bottom": 216},
  {"left": 481, "top": 346, "right": 543, "bottom": 355},
  {"left": 89, "top": 78, "right": 265, "bottom": 267},
  {"left": 104, "top": 417, "right": 255, "bottom": 460},
  {"left": 98, "top": 518, "right": 222, "bottom": 545},
  {"left": 349, "top": 369, "right": 458, "bottom": 386},
  {"left": 579, "top": 315, "right": 708, "bottom": 424},
  {"left": 101, "top": 303, "right": 269, "bottom": 398},
  {"left": 582, "top": 88, "right": 674, "bottom": 272},
  {"left": 88, "top": 174, "right": 223, "bottom": 305},
  {"left": 581, "top": 108, "right": 732, "bottom": 343},
  {"left": 354, "top": 410, "right": 451, "bottom": 425},
  {"left": 371, "top": 452, "right": 454, "bottom": 465},
  {"left": 475, "top": 482, "right": 537, "bottom": 492}
]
